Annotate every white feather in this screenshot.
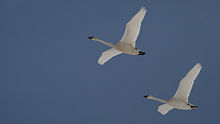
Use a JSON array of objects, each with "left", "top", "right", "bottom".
[
  {"left": 98, "top": 48, "right": 122, "bottom": 65},
  {"left": 173, "top": 63, "right": 202, "bottom": 102},
  {"left": 157, "top": 104, "right": 174, "bottom": 115},
  {"left": 120, "top": 7, "right": 147, "bottom": 47},
  {"left": 90, "top": 7, "right": 147, "bottom": 65},
  {"left": 146, "top": 63, "right": 202, "bottom": 115}
]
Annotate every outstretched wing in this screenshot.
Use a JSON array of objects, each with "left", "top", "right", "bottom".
[
  {"left": 173, "top": 63, "right": 202, "bottom": 102},
  {"left": 120, "top": 7, "right": 147, "bottom": 47},
  {"left": 158, "top": 104, "right": 174, "bottom": 115},
  {"left": 98, "top": 48, "right": 122, "bottom": 65}
]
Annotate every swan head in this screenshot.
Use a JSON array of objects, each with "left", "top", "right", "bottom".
[
  {"left": 144, "top": 95, "right": 149, "bottom": 98},
  {"left": 88, "top": 36, "right": 95, "bottom": 40},
  {"left": 144, "top": 95, "right": 153, "bottom": 99}
]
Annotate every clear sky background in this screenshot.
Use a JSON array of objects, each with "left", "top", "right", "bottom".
[{"left": 1, "top": 0, "right": 220, "bottom": 123}]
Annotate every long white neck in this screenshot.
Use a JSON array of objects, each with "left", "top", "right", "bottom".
[
  {"left": 91, "top": 37, "right": 117, "bottom": 49},
  {"left": 148, "top": 95, "right": 168, "bottom": 104}
]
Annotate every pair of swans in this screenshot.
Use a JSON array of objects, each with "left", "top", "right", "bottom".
[{"left": 89, "top": 7, "right": 202, "bottom": 115}]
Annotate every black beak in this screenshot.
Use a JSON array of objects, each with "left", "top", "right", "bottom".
[
  {"left": 88, "top": 36, "right": 95, "bottom": 39},
  {"left": 138, "top": 51, "right": 146, "bottom": 55},
  {"left": 144, "top": 95, "right": 149, "bottom": 98}
]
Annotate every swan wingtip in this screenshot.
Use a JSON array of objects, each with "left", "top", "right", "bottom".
[
  {"left": 141, "top": 6, "right": 147, "bottom": 12},
  {"left": 98, "top": 62, "right": 104, "bottom": 65},
  {"left": 196, "top": 63, "right": 202, "bottom": 68}
]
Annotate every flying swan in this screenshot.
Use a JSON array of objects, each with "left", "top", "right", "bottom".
[
  {"left": 144, "top": 63, "right": 202, "bottom": 115},
  {"left": 88, "top": 7, "right": 147, "bottom": 65}
]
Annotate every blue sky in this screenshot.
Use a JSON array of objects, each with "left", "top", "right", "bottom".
[{"left": 1, "top": 0, "right": 220, "bottom": 123}]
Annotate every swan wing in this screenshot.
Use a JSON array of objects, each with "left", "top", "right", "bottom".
[
  {"left": 120, "top": 7, "right": 146, "bottom": 47},
  {"left": 173, "top": 63, "right": 202, "bottom": 102},
  {"left": 157, "top": 104, "right": 174, "bottom": 115},
  {"left": 98, "top": 48, "right": 122, "bottom": 65}
]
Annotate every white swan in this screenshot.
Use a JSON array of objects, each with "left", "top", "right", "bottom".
[
  {"left": 88, "top": 7, "right": 147, "bottom": 65},
  {"left": 144, "top": 63, "right": 202, "bottom": 115}
]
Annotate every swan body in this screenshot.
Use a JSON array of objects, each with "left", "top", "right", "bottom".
[
  {"left": 89, "top": 7, "right": 147, "bottom": 65},
  {"left": 144, "top": 63, "right": 202, "bottom": 115}
]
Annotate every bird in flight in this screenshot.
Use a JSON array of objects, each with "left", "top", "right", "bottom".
[
  {"left": 144, "top": 63, "right": 202, "bottom": 115},
  {"left": 89, "top": 7, "right": 147, "bottom": 65}
]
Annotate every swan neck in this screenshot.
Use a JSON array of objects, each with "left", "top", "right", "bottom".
[
  {"left": 92, "top": 37, "right": 116, "bottom": 48},
  {"left": 148, "top": 96, "right": 167, "bottom": 104}
]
